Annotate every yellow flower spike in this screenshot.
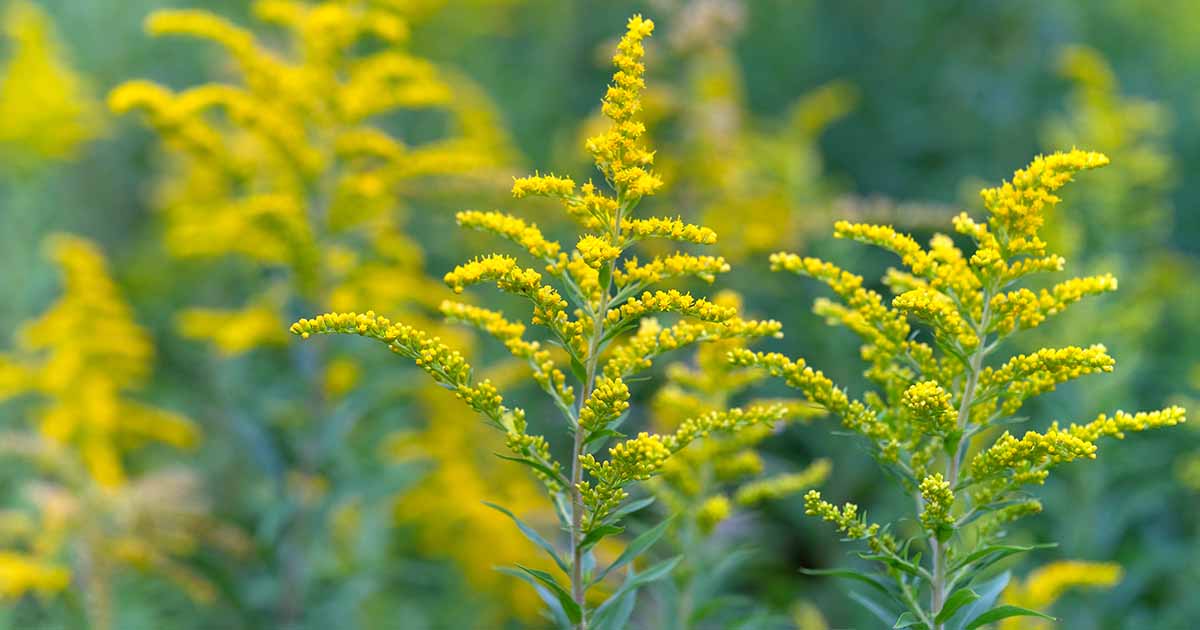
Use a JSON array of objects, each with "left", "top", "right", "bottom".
[
  {"left": 803, "top": 491, "right": 892, "bottom": 553},
  {"left": 585, "top": 15, "right": 661, "bottom": 199},
  {"left": 456, "top": 210, "right": 562, "bottom": 262},
  {"left": 980, "top": 149, "right": 1110, "bottom": 254},
  {"left": 982, "top": 345, "right": 1115, "bottom": 414},
  {"left": 0, "top": 0, "right": 104, "bottom": 164},
  {"left": 613, "top": 253, "right": 730, "bottom": 287},
  {"left": 511, "top": 172, "right": 577, "bottom": 199},
  {"left": 834, "top": 221, "right": 931, "bottom": 274},
  {"left": 735, "top": 459, "right": 832, "bottom": 506},
  {"left": 622, "top": 216, "right": 717, "bottom": 245},
  {"left": 0, "top": 551, "right": 69, "bottom": 599},
  {"left": 176, "top": 302, "right": 289, "bottom": 356},
  {"left": 605, "top": 290, "right": 736, "bottom": 328}
]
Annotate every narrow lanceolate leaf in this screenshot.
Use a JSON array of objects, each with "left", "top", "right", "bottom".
[
  {"left": 591, "top": 516, "right": 673, "bottom": 585},
  {"left": 580, "top": 524, "right": 624, "bottom": 552},
  {"left": 893, "top": 611, "right": 927, "bottom": 628},
  {"left": 935, "top": 588, "right": 980, "bottom": 624},
  {"left": 963, "top": 605, "right": 1054, "bottom": 629},
  {"left": 483, "top": 502, "right": 569, "bottom": 575},
  {"left": 592, "top": 555, "right": 682, "bottom": 623},
  {"left": 496, "top": 567, "right": 571, "bottom": 629},
  {"left": 945, "top": 571, "right": 1011, "bottom": 630},
  {"left": 799, "top": 567, "right": 897, "bottom": 602},
  {"left": 515, "top": 564, "right": 582, "bottom": 625},
  {"left": 950, "top": 543, "right": 1054, "bottom": 573},
  {"left": 602, "top": 496, "right": 655, "bottom": 525},
  {"left": 494, "top": 453, "right": 567, "bottom": 487}
]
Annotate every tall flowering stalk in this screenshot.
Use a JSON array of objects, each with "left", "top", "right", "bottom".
[
  {"left": 292, "top": 15, "right": 789, "bottom": 629},
  {"left": 733, "top": 150, "right": 1186, "bottom": 628}
]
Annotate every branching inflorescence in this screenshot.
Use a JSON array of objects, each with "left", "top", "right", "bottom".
[
  {"left": 733, "top": 149, "right": 1186, "bottom": 629},
  {"left": 291, "top": 15, "right": 791, "bottom": 630}
]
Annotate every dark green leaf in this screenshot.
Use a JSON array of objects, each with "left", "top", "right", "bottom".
[
  {"left": 963, "top": 605, "right": 1054, "bottom": 629},
  {"left": 495, "top": 453, "right": 566, "bottom": 486},
  {"left": 602, "top": 496, "right": 655, "bottom": 525},
  {"left": 496, "top": 567, "right": 571, "bottom": 628},
  {"left": 950, "top": 543, "right": 1055, "bottom": 573},
  {"left": 581, "top": 524, "right": 624, "bottom": 552},
  {"left": 799, "top": 567, "right": 897, "bottom": 602},
  {"left": 592, "top": 517, "right": 674, "bottom": 586},
  {"left": 484, "top": 502, "right": 569, "bottom": 575},
  {"left": 935, "top": 589, "right": 980, "bottom": 624},
  {"left": 516, "top": 564, "right": 582, "bottom": 624},
  {"left": 893, "top": 611, "right": 927, "bottom": 629}
]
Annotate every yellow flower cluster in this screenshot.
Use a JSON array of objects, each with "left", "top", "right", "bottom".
[
  {"left": 578, "top": 377, "right": 630, "bottom": 432},
  {"left": 0, "top": 1, "right": 103, "bottom": 165},
  {"left": 902, "top": 380, "right": 956, "bottom": 436},
  {"left": 0, "top": 236, "right": 199, "bottom": 488},
  {"left": 0, "top": 551, "right": 69, "bottom": 599},
  {"left": 1001, "top": 561, "right": 1123, "bottom": 630},
  {"left": 603, "top": 315, "right": 781, "bottom": 379},
  {"left": 918, "top": 473, "right": 954, "bottom": 539},
  {"left": 988, "top": 274, "right": 1118, "bottom": 335},
  {"left": 893, "top": 287, "right": 979, "bottom": 350}
]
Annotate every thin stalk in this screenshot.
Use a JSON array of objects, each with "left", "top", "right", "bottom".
[
  {"left": 568, "top": 203, "right": 624, "bottom": 629},
  {"left": 930, "top": 295, "right": 991, "bottom": 628}
]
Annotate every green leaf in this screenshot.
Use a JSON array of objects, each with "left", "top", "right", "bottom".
[
  {"left": 893, "top": 611, "right": 927, "bottom": 628},
  {"left": 950, "top": 543, "right": 1055, "bottom": 573},
  {"left": 483, "top": 502, "right": 569, "bottom": 575},
  {"left": 592, "top": 555, "right": 682, "bottom": 622},
  {"left": 857, "top": 551, "right": 923, "bottom": 577},
  {"left": 945, "top": 571, "right": 1010, "bottom": 630},
  {"left": 935, "top": 589, "right": 980, "bottom": 624},
  {"left": 494, "top": 453, "right": 566, "bottom": 486},
  {"left": 581, "top": 524, "right": 624, "bottom": 552},
  {"left": 799, "top": 567, "right": 897, "bottom": 602},
  {"left": 584, "top": 428, "right": 626, "bottom": 447},
  {"left": 602, "top": 496, "right": 655, "bottom": 525},
  {"left": 570, "top": 356, "right": 588, "bottom": 383},
  {"left": 515, "top": 564, "right": 582, "bottom": 625},
  {"left": 592, "top": 517, "right": 673, "bottom": 586},
  {"left": 848, "top": 590, "right": 902, "bottom": 626},
  {"left": 963, "top": 605, "right": 1054, "bottom": 629},
  {"left": 496, "top": 567, "right": 571, "bottom": 628}
]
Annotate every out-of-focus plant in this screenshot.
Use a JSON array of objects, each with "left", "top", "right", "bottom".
[
  {"left": 644, "top": 289, "right": 829, "bottom": 628},
  {"left": 733, "top": 149, "right": 1186, "bottom": 628},
  {"left": 108, "top": 0, "right": 537, "bottom": 624},
  {"left": 0, "top": 235, "right": 239, "bottom": 630},
  {"left": 291, "top": 15, "right": 801, "bottom": 629},
  {"left": 999, "top": 560, "right": 1122, "bottom": 630},
  {"left": 0, "top": 0, "right": 103, "bottom": 169}
]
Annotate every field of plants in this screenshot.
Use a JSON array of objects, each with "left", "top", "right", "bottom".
[{"left": 2, "top": 1, "right": 1199, "bottom": 628}]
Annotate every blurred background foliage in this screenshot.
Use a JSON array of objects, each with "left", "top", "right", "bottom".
[{"left": 1, "top": 0, "right": 1198, "bottom": 628}]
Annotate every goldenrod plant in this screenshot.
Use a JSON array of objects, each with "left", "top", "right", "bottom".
[
  {"left": 644, "top": 290, "right": 830, "bottom": 628},
  {"left": 0, "top": 236, "right": 239, "bottom": 630},
  {"left": 732, "top": 149, "right": 1186, "bottom": 628},
  {"left": 292, "top": 15, "right": 795, "bottom": 629},
  {"left": 0, "top": 0, "right": 103, "bottom": 168},
  {"left": 108, "top": 1, "right": 529, "bottom": 623},
  {"left": 999, "top": 560, "right": 1122, "bottom": 630}
]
